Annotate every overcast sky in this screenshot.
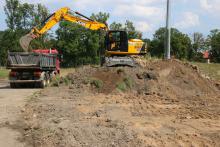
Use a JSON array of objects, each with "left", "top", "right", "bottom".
[{"left": 0, "top": 0, "right": 219, "bottom": 38}]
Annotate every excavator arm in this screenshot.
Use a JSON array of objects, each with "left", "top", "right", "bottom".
[{"left": 20, "top": 7, "right": 108, "bottom": 51}]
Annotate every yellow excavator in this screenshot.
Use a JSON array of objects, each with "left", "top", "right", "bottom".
[{"left": 20, "top": 7, "right": 147, "bottom": 67}]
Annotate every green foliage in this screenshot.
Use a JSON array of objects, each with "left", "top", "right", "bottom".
[
  {"left": 192, "top": 62, "right": 220, "bottom": 80},
  {"left": 110, "top": 20, "right": 142, "bottom": 39},
  {"left": 125, "top": 20, "right": 142, "bottom": 39},
  {"left": 149, "top": 27, "right": 192, "bottom": 59},
  {"left": 116, "top": 76, "right": 134, "bottom": 92},
  {"left": 4, "top": 0, "right": 49, "bottom": 30},
  {"left": 192, "top": 32, "right": 206, "bottom": 52},
  {"left": 63, "top": 77, "right": 71, "bottom": 85},
  {"left": 51, "top": 76, "right": 71, "bottom": 87},
  {"left": 0, "top": 0, "right": 51, "bottom": 65},
  {"left": 51, "top": 76, "right": 61, "bottom": 87},
  {"left": 208, "top": 29, "right": 220, "bottom": 62},
  {"left": 56, "top": 22, "right": 100, "bottom": 67},
  {"left": 0, "top": 29, "right": 26, "bottom": 65},
  {"left": 0, "top": 68, "right": 9, "bottom": 79},
  {"left": 116, "top": 82, "right": 127, "bottom": 92},
  {"left": 4, "top": 0, "right": 21, "bottom": 30},
  {"left": 90, "top": 12, "right": 109, "bottom": 24},
  {"left": 55, "top": 12, "right": 111, "bottom": 67},
  {"left": 110, "top": 22, "right": 123, "bottom": 30},
  {"left": 90, "top": 78, "right": 103, "bottom": 89}
]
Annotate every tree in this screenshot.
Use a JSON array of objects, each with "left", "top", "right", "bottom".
[
  {"left": 125, "top": 20, "right": 142, "bottom": 39},
  {"left": 4, "top": 0, "right": 22, "bottom": 30},
  {"left": 19, "top": 3, "right": 34, "bottom": 29},
  {"left": 90, "top": 12, "right": 109, "bottom": 24},
  {"left": 187, "top": 32, "right": 207, "bottom": 61},
  {"left": 150, "top": 27, "right": 192, "bottom": 59},
  {"left": 56, "top": 22, "right": 100, "bottom": 67},
  {"left": 109, "top": 20, "right": 142, "bottom": 39},
  {"left": 56, "top": 12, "right": 110, "bottom": 67},
  {"left": 110, "top": 22, "right": 123, "bottom": 30},
  {"left": 0, "top": 0, "right": 50, "bottom": 65},
  {"left": 33, "top": 4, "right": 49, "bottom": 26},
  {"left": 90, "top": 12, "right": 110, "bottom": 58},
  {"left": 208, "top": 29, "right": 220, "bottom": 62}
]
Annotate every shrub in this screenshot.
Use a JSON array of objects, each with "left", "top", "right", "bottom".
[
  {"left": 89, "top": 78, "right": 103, "bottom": 89},
  {"left": 116, "top": 76, "right": 134, "bottom": 91}
]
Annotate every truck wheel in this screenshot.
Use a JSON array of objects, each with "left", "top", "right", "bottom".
[
  {"left": 46, "top": 73, "right": 50, "bottom": 86},
  {"left": 39, "top": 73, "right": 47, "bottom": 88},
  {"left": 10, "top": 83, "right": 16, "bottom": 88},
  {"left": 39, "top": 79, "right": 46, "bottom": 88}
]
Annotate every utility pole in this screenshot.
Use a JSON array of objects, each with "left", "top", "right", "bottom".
[{"left": 165, "top": 0, "right": 171, "bottom": 59}]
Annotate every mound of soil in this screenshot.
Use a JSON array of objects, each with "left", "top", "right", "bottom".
[
  {"left": 18, "top": 60, "right": 220, "bottom": 147},
  {"left": 65, "top": 60, "right": 218, "bottom": 98}
]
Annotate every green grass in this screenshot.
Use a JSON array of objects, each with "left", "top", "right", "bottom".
[
  {"left": 192, "top": 62, "right": 220, "bottom": 80},
  {"left": 116, "top": 76, "right": 134, "bottom": 92},
  {"left": 89, "top": 78, "right": 103, "bottom": 89},
  {"left": 0, "top": 68, "right": 9, "bottom": 79}
]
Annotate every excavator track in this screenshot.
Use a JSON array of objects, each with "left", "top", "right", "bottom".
[{"left": 103, "top": 56, "right": 137, "bottom": 67}]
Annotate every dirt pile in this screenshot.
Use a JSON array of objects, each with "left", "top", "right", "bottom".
[
  {"left": 18, "top": 60, "right": 220, "bottom": 147},
  {"left": 65, "top": 60, "right": 219, "bottom": 98}
]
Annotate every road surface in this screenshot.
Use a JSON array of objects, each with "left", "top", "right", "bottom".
[{"left": 0, "top": 80, "right": 38, "bottom": 147}]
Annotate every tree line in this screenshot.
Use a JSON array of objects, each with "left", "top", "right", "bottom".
[{"left": 0, "top": 0, "right": 219, "bottom": 66}]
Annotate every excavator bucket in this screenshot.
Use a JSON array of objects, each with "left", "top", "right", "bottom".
[{"left": 19, "top": 32, "right": 35, "bottom": 52}]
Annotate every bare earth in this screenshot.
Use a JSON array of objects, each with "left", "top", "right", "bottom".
[
  {"left": 0, "top": 60, "right": 219, "bottom": 147},
  {"left": 18, "top": 60, "right": 220, "bottom": 147},
  {"left": 0, "top": 80, "right": 39, "bottom": 147}
]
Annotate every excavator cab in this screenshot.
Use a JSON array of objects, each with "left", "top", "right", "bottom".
[
  {"left": 104, "top": 30, "right": 147, "bottom": 67},
  {"left": 103, "top": 30, "right": 138, "bottom": 67},
  {"left": 105, "top": 31, "right": 128, "bottom": 52}
]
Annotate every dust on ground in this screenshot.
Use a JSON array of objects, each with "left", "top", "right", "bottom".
[
  {"left": 17, "top": 60, "right": 220, "bottom": 147},
  {"left": 0, "top": 80, "right": 39, "bottom": 147}
]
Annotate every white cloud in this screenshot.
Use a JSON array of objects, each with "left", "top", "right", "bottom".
[
  {"left": 112, "top": 4, "right": 162, "bottom": 18},
  {"left": 200, "top": 0, "right": 212, "bottom": 10},
  {"left": 174, "top": 12, "right": 200, "bottom": 29},
  {"left": 200, "top": 0, "right": 220, "bottom": 15},
  {"left": 135, "top": 21, "right": 151, "bottom": 32}
]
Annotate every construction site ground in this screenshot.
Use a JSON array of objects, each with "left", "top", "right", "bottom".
[{"left": 0, "top": 60, "right": 219, "bottom": 147}]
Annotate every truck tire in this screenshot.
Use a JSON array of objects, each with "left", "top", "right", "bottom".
[
  {"left": 39, "top": 73, "right": 47, "bottom": 88},
  {"left": 46, "top": 73, "right": 50, "bottom": 86},
  {"left": 10, "top": 83, "right": 16, "bottom": 88}
]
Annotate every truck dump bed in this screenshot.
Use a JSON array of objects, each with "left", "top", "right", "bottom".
[{"left": 7, "top": 52, "right": 57, "bottom": 70}]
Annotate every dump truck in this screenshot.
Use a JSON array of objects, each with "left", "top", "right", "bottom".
[{"left": 7, "top": 49, "right": 61, "bottom": 88}]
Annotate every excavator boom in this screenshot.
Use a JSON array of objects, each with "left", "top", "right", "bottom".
[{"left": 20, "top": 7, "right": 108, "bottom": 51}]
